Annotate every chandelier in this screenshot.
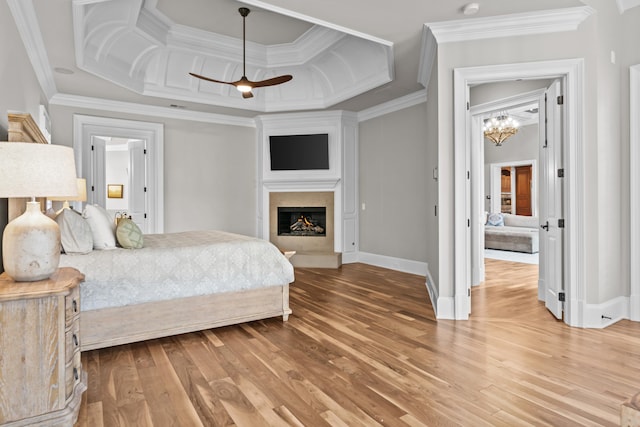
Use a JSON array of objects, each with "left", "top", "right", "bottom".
[{"left": 483, "top": 112, "right": 519, "bottom": 146}]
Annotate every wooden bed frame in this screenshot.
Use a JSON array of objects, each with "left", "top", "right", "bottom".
[{"left": 80, "top": 283, "right": 291, "bottom": 350}]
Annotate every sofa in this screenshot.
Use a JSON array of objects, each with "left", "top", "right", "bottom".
[{"left": 484, "top": 213, "right": 539, "bottom": 254}]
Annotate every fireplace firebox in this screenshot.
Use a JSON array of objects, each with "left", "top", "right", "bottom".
[{"left": 278, "top": 207, "right": 326, "bottom": 236}]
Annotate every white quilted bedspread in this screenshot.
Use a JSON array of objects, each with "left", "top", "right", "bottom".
[{"left": 59, "top": 230, "right": 295, "bottom": 311}]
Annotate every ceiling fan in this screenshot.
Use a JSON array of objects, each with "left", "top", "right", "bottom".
[{"left": 189, "top": 7, "right": 293, "bottom": 99}]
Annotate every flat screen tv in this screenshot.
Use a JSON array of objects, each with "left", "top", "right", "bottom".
[{"left": 269, "top": 134, "right": 329, "bottom": 171}]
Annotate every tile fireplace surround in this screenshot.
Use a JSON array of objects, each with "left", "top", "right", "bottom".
[{"left": 269, "top": 191, "right": 341, "bottom": 268}]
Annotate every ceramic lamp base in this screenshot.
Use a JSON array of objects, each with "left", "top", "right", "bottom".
[{"left": 2, "top": 201, "right": 61, "bottom": 281}]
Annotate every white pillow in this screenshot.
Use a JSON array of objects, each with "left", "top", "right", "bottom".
[
  {"left": 56, "top": 209, "right": 93, "bottom": 254},
  {"left": 83, "top": 204, "right": 116, "bottom": 249}
]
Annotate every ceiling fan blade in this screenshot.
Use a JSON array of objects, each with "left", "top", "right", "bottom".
[
  {"left": 250, "top": 75, "right": 293, "bottom": 88},
  {"left": 189, "top": 72, "right": 234, "bottom": 86},
  {"left": 242, "top": 91, "right": 254, "bottom": 99}
]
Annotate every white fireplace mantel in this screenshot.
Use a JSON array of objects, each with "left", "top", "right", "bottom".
[
  {"left": 256, "top": 111, "right": 358, "bottom": 262},
  {"left": 262, "top": 178, "right": 341, "bottom": 191}
]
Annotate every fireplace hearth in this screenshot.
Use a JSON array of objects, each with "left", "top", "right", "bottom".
[{"left": 278, "top": 207, "right": 326, "bottom": 236}]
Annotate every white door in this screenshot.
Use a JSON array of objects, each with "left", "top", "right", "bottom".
[
  {"left": 539, "top": 80, "right": 564, "bottom": 319},
  {"left": 90, "top": 136, "right": 107, "bottom": 206},
  {"left": 128, "top": 140, "right": 148, "bottom": 233}
]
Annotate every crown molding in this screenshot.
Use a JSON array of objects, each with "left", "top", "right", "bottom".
[
  {"left": 49, "top": 93, "right": 256, "bottom": 128},
  {"left": 357, "top": 89, "right": 427, "bottom": 122},
  {"left": 616, "top": 0, "right": 640, "bottom": 13},
  {"left": 426, "top": 6, "right": 595, "bottom": 43},
  {"left": 417, "top": 27, "right": 437, "bottom": 89},
  {"left": 6, "top": 0, "right": 57, "bottom": 100}
]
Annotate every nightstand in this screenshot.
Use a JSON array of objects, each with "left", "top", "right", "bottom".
[{"left": 0, "top": 267, "right": 87, "bottom": 426}]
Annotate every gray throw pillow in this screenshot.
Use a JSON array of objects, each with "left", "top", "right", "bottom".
[{"left": 56, "top": 208, "right": 94, "bottom": 254}]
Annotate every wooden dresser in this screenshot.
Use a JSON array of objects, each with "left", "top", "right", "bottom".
[{"left": 0, "top": 268, "right": 87, "bottom": 426}]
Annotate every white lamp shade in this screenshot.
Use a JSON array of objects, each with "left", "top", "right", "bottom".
[
  {"left": 0, "top": 142, "right": 78, "bottom": 198},
  {"left": 48, "top": 178, "right": 87, "bottom": 202}
]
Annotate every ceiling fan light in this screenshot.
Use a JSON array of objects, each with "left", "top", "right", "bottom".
[{"left": 237, "top": 84, "right": 252, "bottom": 93}]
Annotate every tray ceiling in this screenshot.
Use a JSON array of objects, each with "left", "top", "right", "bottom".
[{"left": 73, "top": 0, "right": 394, "bottom": 112}]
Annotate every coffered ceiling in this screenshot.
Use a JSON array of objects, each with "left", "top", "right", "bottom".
[{"left": 12, "top": 0, "right": 629, "bottom": 119}]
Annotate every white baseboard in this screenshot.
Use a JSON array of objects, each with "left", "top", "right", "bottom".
[
  {"left": 436, "top": 297, "right": 456, "bottom": 319},
  {"left": 341, "top": 252, "right": 358, "bottom": 264},
  {"left": 356, "top": 251, "right": 429, "bottom": 276},
  {"left": 583, "top": 296, "right": 630, "bottom": 328},
  {"left": 424, "top": 267, "right": 439, "bottom": 317},
  {"left": 631, "top": 293, "right": 640, "bottom": 321}
]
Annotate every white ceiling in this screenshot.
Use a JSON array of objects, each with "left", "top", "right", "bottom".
[{"left": 21, "top": 0, "right": 608, "bottom": 118}]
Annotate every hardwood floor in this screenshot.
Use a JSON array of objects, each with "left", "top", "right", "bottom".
[{"left": 75, "top": 260, "right": 640, "bottom": 426}]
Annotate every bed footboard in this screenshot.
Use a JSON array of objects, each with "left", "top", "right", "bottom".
[{"left": 81, "top": 284, "right": 291, "bottom": 351}]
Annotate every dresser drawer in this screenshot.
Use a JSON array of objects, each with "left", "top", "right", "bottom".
[
  {"left": 65, "top": 320, "right": 81, "bottom": 363},
  {"left": 65, "top": 285, "right": 80, "bottom": 325},
  {"left": 65, "top": 351, "right": 82, "bottom": 400}
]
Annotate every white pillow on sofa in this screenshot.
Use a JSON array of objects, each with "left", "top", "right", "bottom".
[
  {"left": 503, "top": 213, "right": 539, "bottom": 229},
  {"left": 83, "top": 204, "right": 116, "bottom": 249}
]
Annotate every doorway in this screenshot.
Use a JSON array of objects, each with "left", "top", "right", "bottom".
[
  {"left": 73, "top": 115, "right": 165, "bottom": 234},
  {"left": 453, "top": 59, "right": 586, "bottom": 327}
]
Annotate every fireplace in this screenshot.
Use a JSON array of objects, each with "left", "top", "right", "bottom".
[
  {"left": 269, "top": 192, "right": 335, "bottom": 255},
  {"left": 278, "top": 207, "right": 326, "bottom": 237}
]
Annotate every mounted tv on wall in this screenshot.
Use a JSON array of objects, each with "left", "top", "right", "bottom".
[{"left": 269, "top": 134, "right": 329, "bottom": 171}]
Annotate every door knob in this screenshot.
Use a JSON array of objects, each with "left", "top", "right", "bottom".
[{"left": 541, "top": 221, "right": 549, "bottom": 231}]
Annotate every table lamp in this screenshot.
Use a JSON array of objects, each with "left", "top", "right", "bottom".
[
  {"left": 0, "top": 142, "right": 78, "bottom": 281},
  {"left": 48, "top": 178, "right": 87, "bottom": 213}
]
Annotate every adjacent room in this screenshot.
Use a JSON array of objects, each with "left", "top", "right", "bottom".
[{"left": 1, "top": 0, "right": 640, "bottom": 425}]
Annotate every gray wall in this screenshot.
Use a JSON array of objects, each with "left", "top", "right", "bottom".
[
  {"left": 0, "top": 1, "right": 47, "bottom": 273},
  {"left": 49, "top": 106, "right": 258, "bottom": 237},
  {"left": 359, "top": 102, "right": 432, "bottom": 263}
]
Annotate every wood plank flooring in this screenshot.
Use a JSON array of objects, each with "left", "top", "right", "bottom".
[{"left": 75, "top": 260, "right": 640, "bottom": 426}]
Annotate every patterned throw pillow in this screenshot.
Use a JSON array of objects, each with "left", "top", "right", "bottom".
[
  {"left": 116, "top": 218, "right": 144, "bottom": 249},
  {"left": 486, "top": 212, "right": 504, "bottom": 227}
]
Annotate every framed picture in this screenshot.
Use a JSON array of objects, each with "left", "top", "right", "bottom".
[{"left": 107, "top": 184, "right": 124, "bottom": 199}]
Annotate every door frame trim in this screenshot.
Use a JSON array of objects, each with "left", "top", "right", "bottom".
[
  {"left": 453, "top": 58, "right": 585, "bottom": 326},
  {"left": 73, "top": 115, "right": 165, "bottom": 233},
  {"left": 630, "top": 64, "right": 640, "bottom": 321}
]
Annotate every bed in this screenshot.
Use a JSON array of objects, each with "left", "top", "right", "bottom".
[{"left": 58, "top": 230, "right": 294, "bottom": 351}]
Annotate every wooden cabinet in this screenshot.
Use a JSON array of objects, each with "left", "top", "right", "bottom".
[{"left": 0, "top": 268, "right": 86, "bottom": 426}]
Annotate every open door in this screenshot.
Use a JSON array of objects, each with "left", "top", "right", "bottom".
[
  {"left": 128, "top": 139, "right": 148, "bottom": 233},
  {"left": 539, "top": 80, "right": 564, "bottom": 319},
  {"left": 90, "top": 136, "right": 107, "bottom": 206}
]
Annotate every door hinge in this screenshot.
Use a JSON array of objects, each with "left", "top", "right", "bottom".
[
  {"left": 144, "top": 149, "right": 147, "bottom": 154},
  {"left": 558, "top": 219, "right": 565, "bottom": 228},
  {"left": 144, "top": 187, "right": 147, "bottom": 192},
  {"left": 467, "top": 171, "right": 470, "bottom": 179},
  {"left": 91, "top": 145, "right": 94, "bottom": 151},
  {"left": 144, "top": 213, "right": 147, "bottom": 219},
  {"left": 557, "top": 168, "right": 564, "bottom": 178},
  {"left": 468, "top": 288, "right": 471, "bottom": 297},
  {"left": 467, "top": 219, "right": 470, "bottom": 227},
  {"left": 557, "top": 95, "right": 564, "bottom": 105},
  {"left": 558, "top": 292, "right": 566, "bottom": 302},
  {"left": 467, "top": 101, "right": 470, "bottom": 111},
  {"left": 91, "top": 185, "right": 95, "bottom": 191}
]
